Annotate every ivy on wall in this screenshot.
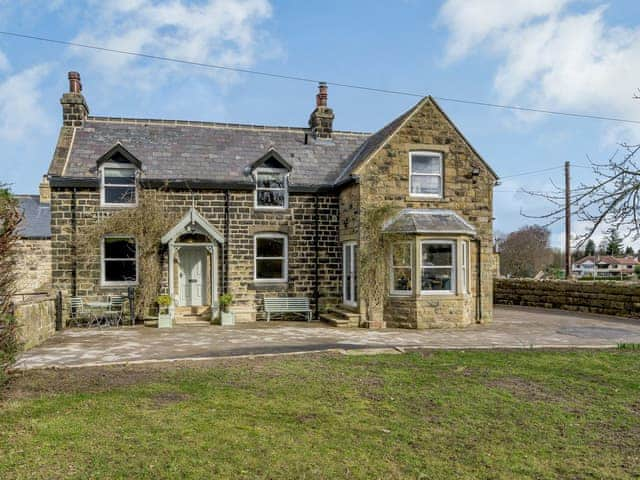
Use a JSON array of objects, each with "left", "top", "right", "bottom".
[{"left": 77, "top": 190, "right": 178, "bottom": 318}]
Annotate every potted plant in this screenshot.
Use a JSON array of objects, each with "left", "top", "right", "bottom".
[
  {"left": 157, "top": 294, "right": 173, "bottom": 328},
  {"left": 219, "top": 293, "right": 234, "bottom": 326}
]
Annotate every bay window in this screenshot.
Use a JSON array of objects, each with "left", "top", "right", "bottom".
[
  {"left": 421, "top": 240, "right": 455, "bottom": 294},
  {"left": 390, "top": 242, "right": 413, "bottom": 294},
  {"left": 254, "top": 233, "right": 288, "bottom": 281}
]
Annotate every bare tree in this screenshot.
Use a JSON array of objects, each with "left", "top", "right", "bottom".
[
  {"left": 498, "top": 225, "right": 553, "bottom": 278},
  {"left": 523, "top": 94, "right": 640, "bottom": 247}
]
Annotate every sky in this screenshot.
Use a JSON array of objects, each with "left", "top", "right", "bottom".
[{"left": 0, "top": 0, "right": 639, "bottom": 249}]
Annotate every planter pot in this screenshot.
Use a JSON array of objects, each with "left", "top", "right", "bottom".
[
  {"left": 220, "top": 311, "right": 235, "bottom": 326},
  {"left": 158, "top": 312, "right": 173, "bottom": 328}
]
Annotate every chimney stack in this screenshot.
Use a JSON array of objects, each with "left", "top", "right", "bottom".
[
  {"left": 38, "top": 175, "right": 51, "bottom": 204},
  {"left": 308, "top": 82, "right": 334, "bottom": 139},
  {"left": 60, "top": 71, "right": 89, "bottom": 127}
]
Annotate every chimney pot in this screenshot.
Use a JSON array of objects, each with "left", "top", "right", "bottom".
[
  {"left": 309, "top": 82, "right": 334, "bottom": 139},
  {"left": 68, "top": 71, "right": 82, "bottom": 94}
]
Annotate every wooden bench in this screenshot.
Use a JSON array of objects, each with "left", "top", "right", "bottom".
[{"left": 263, "top": 297, "right": 312, "bottom": 322}]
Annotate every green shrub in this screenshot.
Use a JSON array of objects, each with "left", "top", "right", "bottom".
[{"left": 0, "top": 314, "right": 20, "bottom": 385}]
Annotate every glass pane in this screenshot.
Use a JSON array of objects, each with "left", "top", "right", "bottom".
[
  {"left": 411, "top": 154, "right": 441, "bottom": 174},
  {"left": 257, "top": 189, "right": 285, "bottom": 207},
  {"left": 256, "top": 259, "right": 283, "bottom": 279},
  {"left": 411, "top": 175, "right": 441, "bottom": 195},
  {"left": 345, "top": 272, "right": 351, "bottom": 300},
  {"left": 353, "top": 246, "right": 358, "bottom": 302},
  {"left": 105, "top": 260, "right": 136, "bottom": 282},
  {"left": 422, "top": 268, "right": 453, "bottom": 291},
  {"left": 105, "top": 186, "right": 136, "bottom": 204},
  {"left": 256, "top": 237, "right": 284, "bottom": 257},
  {"left": 393, "top": 268, "right": 412, "bottom": 291},
  {"left": 104, "top": 168, "right": 136, "bottom": 184},
  {"left": 422, "top": 243, "right": 452, "bottom": 266},
  {"left": 104, "top": 238, "right": 136, "bottom": 259},
  {"left": 345, "top": 245, "right": 351, "bottom": 274},
  {"left": 257, "top": 172, "right": 286, "bottom": 189},
  {"left": 393, "top": 243, "right": 411, "bottom": 266}
]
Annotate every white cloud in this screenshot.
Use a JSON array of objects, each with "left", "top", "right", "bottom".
[
  {"left": 0, "top": 64, "right": 52, "bottom": 141},
  {"left": 71, "top": 0, "right": 278, "bottom": 90},
  {"left": 439, "top": 1, "right": 640, "bottom": 139},
  {"left": 0, "top": 50, "right": 9, "bottom": 72}
]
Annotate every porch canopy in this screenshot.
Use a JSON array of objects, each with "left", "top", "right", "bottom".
[
  {"left": 161, "top": 207, "right": 224, "bottom": 245},
  {"left": 382, "top": 209, "right": 476, "bottom": 236}
]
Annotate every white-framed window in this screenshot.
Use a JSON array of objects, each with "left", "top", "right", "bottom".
[
  {"left": 420, "top": 240, "right": 456, "bottom": 294},
  {"left": 390, "top": 242, "right": 413, "bottom": 295},
  {"left": 461, "top": 240, "right": 469, "bottom": 294},
  {"left": 255, "top": 169, "right": 288, "bottom": 209},
  {"left": 101, "top": 164, "right": 137, "bottom": 206},
  {"left": 254, "top": 233, "right": 288, "bottom": 282},
  {"left": 101, "top": 236, "right": 138, "bottom": 286},
  {"left": 409, "top": 151, "right": 443, "bottom": 198},
  {"left": 343, "top": 242, "right": 358, "bottom": 306}
]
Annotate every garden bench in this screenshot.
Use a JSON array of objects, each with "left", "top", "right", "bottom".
[{"left": 263, "top": 297, "right": 312, "bottom": 322}]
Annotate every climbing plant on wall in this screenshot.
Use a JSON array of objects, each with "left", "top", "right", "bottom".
[
  {"left": 77, "top": 190, "right": 178, "bottom": 319},
  {"left": 358, "top": 203, "right": 402, "bottom": 327}
]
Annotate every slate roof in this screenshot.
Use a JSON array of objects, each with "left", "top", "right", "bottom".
[
  {"left": 334, "top": 101, "right": 422, "bottom": 184},
  {"left": 382, "top": 209, "right": 476, "bottom": 235},
  {"left": 52, "top": 96, "right": 497, "bottom": 187},
  {"left": 16, "top": 195, "right": 51, "bottom": 239},
  {"left": 60, "top": 118, "right": 369, "bottom": 187}
]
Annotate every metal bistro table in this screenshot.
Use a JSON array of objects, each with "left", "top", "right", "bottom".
[{"left": 85, "top": 301, "right": 113, "bottom": 328}]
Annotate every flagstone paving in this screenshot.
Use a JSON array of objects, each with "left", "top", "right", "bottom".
[{"left": 14, "top": 306, "right": 640, "bottom": 370}]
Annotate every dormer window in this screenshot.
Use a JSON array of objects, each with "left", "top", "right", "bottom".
[
  {"left": 97, "top": 143, "right": 141, "bottom": 208},
  {"left": 255, "top": 169, "right": 288, "bottom": 208},
  {"left": 251, "top": 149, "right": 291, "bottom": 209},
  {"left": 102, "top": 165, "right": 137, "bottom": 205}
]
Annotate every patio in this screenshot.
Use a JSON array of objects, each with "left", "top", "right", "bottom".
[{"left": 14, "top": 306, "right": 640, "bottom": 370}]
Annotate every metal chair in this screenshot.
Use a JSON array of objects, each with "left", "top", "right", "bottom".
[
  {"left": 106, "top": 295, "right": 126, "bottom": 327},
  {"left": 69, "top": 297, "right": 91, "bottom": 328}
]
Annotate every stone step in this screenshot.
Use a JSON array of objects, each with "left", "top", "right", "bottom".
[
  {"left": 319, "top": 313, "right": 351, "bottom": 328},
  {"left": 143, "top": 318, "right": 158, "bottom": 327},
  {"left": 328, "top": 306, "right": 361, "bottom": 320}
]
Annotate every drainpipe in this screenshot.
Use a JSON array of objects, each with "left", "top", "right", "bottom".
[
  {"left": 223, "top": 189, "right": 230, "bottom": 294},
  {"left": 475, "top": 238, "right": 482, "bottom": 323},
  {"left": 314, "top": 193, "right": 320, "bottom": 320},
  {"left": 71, "top": 187, "right": 77, "bottom": 297}
]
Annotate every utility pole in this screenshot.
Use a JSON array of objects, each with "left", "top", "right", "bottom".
[{"left": 565, "top": 161, "right": 571, "bottom": 280}]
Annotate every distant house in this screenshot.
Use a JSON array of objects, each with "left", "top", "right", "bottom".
[
  {"left": 572, "top": 255, "right": 639, "bottom": 278},
  {"left": 42, "top": 72, "right": 498, "bottom": 329}
]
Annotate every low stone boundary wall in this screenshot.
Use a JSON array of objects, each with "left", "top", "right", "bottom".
[
  {"left": 494, "top": 279, "right": 640, "bottom": 318},
  {"left": 11, "top": 295, "right": 57, "bottom": 350}
]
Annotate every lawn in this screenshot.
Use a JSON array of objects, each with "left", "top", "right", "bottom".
[{"left": 1, "top": 350, "right": 639, "bottom": 479}]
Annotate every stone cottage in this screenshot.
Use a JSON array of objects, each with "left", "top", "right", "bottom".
[{"left": 47, "top": 72, "right": 497, "bottom": 328}]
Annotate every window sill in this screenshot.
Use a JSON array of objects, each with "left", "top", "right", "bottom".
[
  {"left": 249, "top": 281, "right": 289, "bottom": 291},
  {"left": 100, "top": 203, "right": 138, "bottom": 209},
  {"left": 407, "top": 195, "right": 446, "bottom": 202},
  {"left": 101, "top": 282, "right": 138, "bottom": 289},
  {"left": 253, "top": 207, "right": 290, "bottom": 213}
]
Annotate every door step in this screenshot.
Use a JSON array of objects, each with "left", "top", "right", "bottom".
[{"left": 320, "top": 306, "right": 361, "bottom": 328}]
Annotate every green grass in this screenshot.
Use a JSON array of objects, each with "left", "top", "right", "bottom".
[{"left": 1, "top": 350, "right": 639, "bottom": 479}]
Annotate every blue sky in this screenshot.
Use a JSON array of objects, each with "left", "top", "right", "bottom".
[{"left": 1, "top": 0, "right": 639, "bottom": 247}]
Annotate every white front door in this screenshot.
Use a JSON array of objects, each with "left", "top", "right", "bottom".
[
  {"left": 179, "top": 247, "right": 206, "bottom": 307},
  {"left": 343, "top": 242, "right": 357, "bottom": 307}
]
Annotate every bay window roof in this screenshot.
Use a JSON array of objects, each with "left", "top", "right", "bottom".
[{"left": 382, "top": 209, "right": 476, "bottom": 236}]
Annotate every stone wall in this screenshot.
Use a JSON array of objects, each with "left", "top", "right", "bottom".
[
  {"left": 14, "top": 239, "right": 52, "bottom": 294},
  {"left": 50, "top": 188, "right": 341, "bottom": 323},
  {"left": 494, "top": 278, "right": 640, "bottom": 318},
  {"left": 11, "top": 295, "right": 57, "bottom": 350},
  {"left": 355, "top": 98, "right": 495, "bottom": 328}
]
